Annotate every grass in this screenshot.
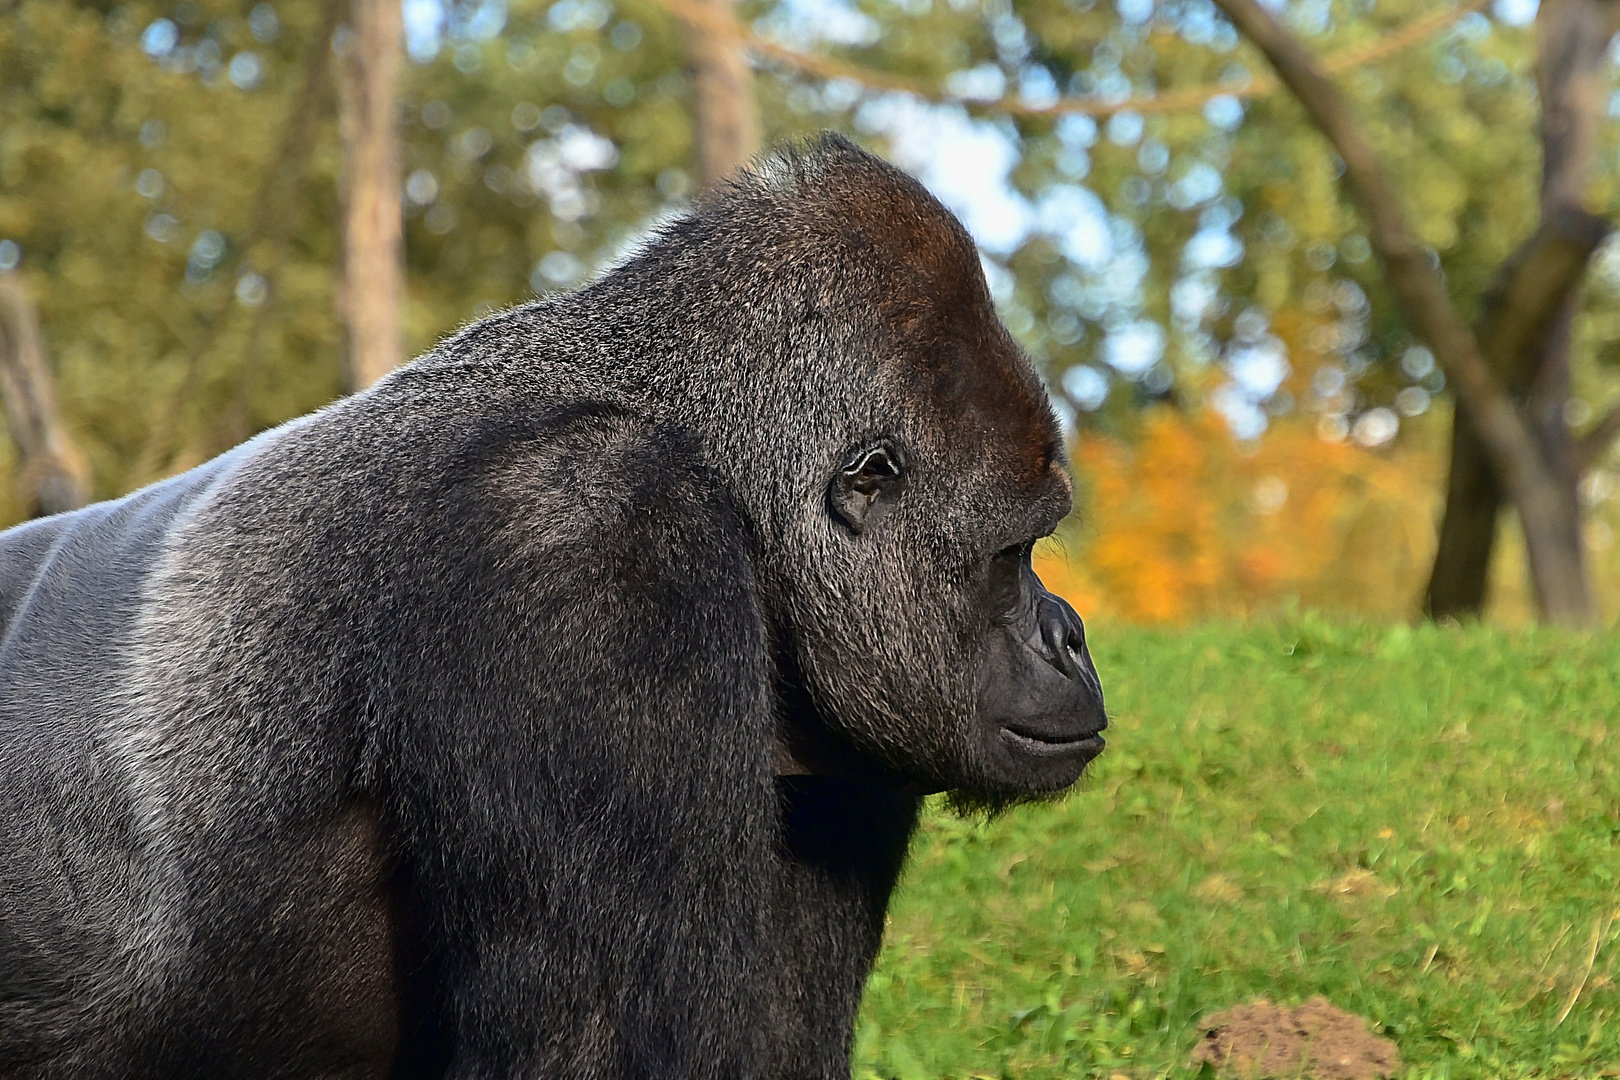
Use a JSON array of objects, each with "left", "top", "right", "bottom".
[{"left": 852, "top": 617, "right": 1620, "bottom": 1079}]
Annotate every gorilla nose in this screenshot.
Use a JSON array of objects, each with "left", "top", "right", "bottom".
[{"left": 1035, "top": 591, "right": 1091, "bottom": 684}]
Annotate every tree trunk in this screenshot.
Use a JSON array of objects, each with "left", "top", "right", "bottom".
[
  {"left": 1212, "top": 0, "right": 1596, "bottom": 623},
  {"left": 1522, "top": 296, "right": 1583, "bottom": 614},
  {"left": 680, "top": 0, "right": 761, "bottom": 187},
  {"left": 1428, "top": 411, "right": 1499, "bottom": 619},
  {"left": 1424, "top": 0, "right": 1619, "bottom": 620},
  {"left": 1426, "top": 210, "right": 1609, "bottom": 618},
  {"left": 1538, "top": 0, "right": 1620, "bottom": 215},
  {"left": 1521, "top": 0, "right": 1620, "bottom": 613},
  {"left": 0, "top": 274, "right": 89, "bottom": 516},
  {"left": 339, "top": 0, "right": 404, "bottom": 391}
]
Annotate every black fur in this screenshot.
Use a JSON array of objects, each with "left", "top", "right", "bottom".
[{"left": 0, "top": 135, "right": 1103, "bottom": 1078}]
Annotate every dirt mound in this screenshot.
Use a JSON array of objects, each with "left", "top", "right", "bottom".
[{"left": 1190, "top": 996, "right": 1402, "bottom": 1080}]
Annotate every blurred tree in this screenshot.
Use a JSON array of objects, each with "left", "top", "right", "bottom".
[
  {"left": 1425, "top": 0, "right": 1620, "bottom": 620},
  {"left": 668, "top": 0, "right": 760, "bottom": 184},
  {"left": 0, "top": 0, "right": 711, "bottom": 510},
  {"left": 136, "top": 0, "right": 343, "bottom": 476},
  {"left": 731, "top": 0, "right": 1620, "bottom": 621},
  {"left": 339, "top": 0, "right": 405, "bottom": 387},
  {"left": 1035, "top": 406, "right": 1440, "bottom": 621},
  {"left": 1207, "top": 0, "right": 1614, "bottom": 622},
  {"left": 0, "top": 272, "right": 89, "bottom": 515},
  {"left": 390, "top": 0, "right": 702, "bottom": 339},
  {"left": 0, "top": 0, "right": 350, "bottom": 504},
  {"left": 729, "top": 0, "right": 1616, "bottom": 456}
]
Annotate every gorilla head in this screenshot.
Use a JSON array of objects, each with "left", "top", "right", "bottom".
[{"left": 612, "top": 135, "right": 1108, "bottom": 803}]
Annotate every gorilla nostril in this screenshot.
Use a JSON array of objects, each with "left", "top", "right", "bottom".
[
  {"left": 1029, "top": 592, "right": 1093, "bottom": 684},
  {"left": 1031, "top": 603, "right": 1085, "bottom": 682}
]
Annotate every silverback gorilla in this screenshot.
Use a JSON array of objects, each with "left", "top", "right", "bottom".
[{"left": 0, "top": 135, "right": 1105, "bottom": 1079}]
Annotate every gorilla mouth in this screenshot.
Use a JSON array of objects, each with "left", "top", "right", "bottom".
[{"left": 998, "top": 726, "right": 1106, "bottom": 759}]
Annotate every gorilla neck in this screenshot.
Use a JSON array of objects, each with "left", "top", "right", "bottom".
[
  {"left": 772, "top": 715, "right": 943, "bottom": 796},
  {"left": 770, "top": 642, "right": 943, "bottom": 794}
]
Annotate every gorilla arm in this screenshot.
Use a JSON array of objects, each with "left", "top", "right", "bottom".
[
  {"left": 372, "top": 407, "right": 779, "bottom": 1078},
  {"left": 759, "top": 777, "right": 918, "bottom": 1078}
]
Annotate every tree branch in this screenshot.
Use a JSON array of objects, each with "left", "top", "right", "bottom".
[
  {"left": 1537, "top": 0, "right": 1620, "bottom": 215},
  {"left": 646, "top": 0, "right": 1490, "bottom": 119},
  {"left": 1575, "top": 403, "right": 1620, "bottom": 473},
  {"left": 1476, "top": 206, "right": 1610, "bottom": 394}
]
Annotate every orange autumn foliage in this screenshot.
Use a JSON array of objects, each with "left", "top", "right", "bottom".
[{"left": 1036, "top": 408, "right": 1443, "bottom": 624}]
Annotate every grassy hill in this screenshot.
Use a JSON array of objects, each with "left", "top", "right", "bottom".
[{"left": 854, "top": 619, "right": 1620, "bottom": 1079}]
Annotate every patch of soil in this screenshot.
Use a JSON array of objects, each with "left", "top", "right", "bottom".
[{"left": 1190, "top": 996, "right": 1402, "bottom": 1080}]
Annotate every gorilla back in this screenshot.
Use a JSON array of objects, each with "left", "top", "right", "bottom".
[{"left": 0, "top": 135, "right": 1105, "bottom": 1079}]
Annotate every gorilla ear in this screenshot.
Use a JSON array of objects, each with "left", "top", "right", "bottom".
[{"left": 830, "top": 443, "right": 905, "bottom": 534}]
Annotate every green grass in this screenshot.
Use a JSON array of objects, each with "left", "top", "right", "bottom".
[{"left": 853, "top": 618, "right": 1620, "bottom": 1079}]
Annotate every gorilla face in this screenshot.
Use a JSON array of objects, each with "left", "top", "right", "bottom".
[
  {"left": 809, "top": 425, "right": 1107, "bottom": 801},
  {"left": 777, "top": 296, "right": 1106, "bottom": 802}
]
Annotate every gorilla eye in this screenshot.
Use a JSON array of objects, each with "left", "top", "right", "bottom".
[
  {"left": 829, "top": 443, "right": 905, "bottom": 534},
  {"left": 846, "top": 447, "right": 900, "bottom": 492}
]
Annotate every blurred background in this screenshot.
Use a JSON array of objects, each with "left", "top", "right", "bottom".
[{"left": 2, "top": 0, "right": 1618, "bottom": 626}]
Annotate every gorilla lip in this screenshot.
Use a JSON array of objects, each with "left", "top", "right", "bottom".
[{"left": 998, "top": 727, "right": 1106, "bottom": 759}]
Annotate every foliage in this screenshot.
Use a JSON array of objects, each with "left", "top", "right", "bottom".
[
  {"left": 1037, "top": 405, "right": 1441, "bottom": 621},
  {"left": 854, "top": 619, "right": 1620, "bottom": 1078},
  {"left": 1035, "top": 404, "right": 1620, "bottom": 624},
  {"left": 394, "top": 0, "right": 700, "bottom": 338},
  {"left": 0, "top": 0, "right": 345, "bottom": 502},
  {"left": 0, "top": 0, "right": 707, "bottom": 504}
]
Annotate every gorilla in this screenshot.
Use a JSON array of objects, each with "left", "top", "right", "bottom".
[{"left": 0, "top": 134, "right": 1105, "bottom": 1078}]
